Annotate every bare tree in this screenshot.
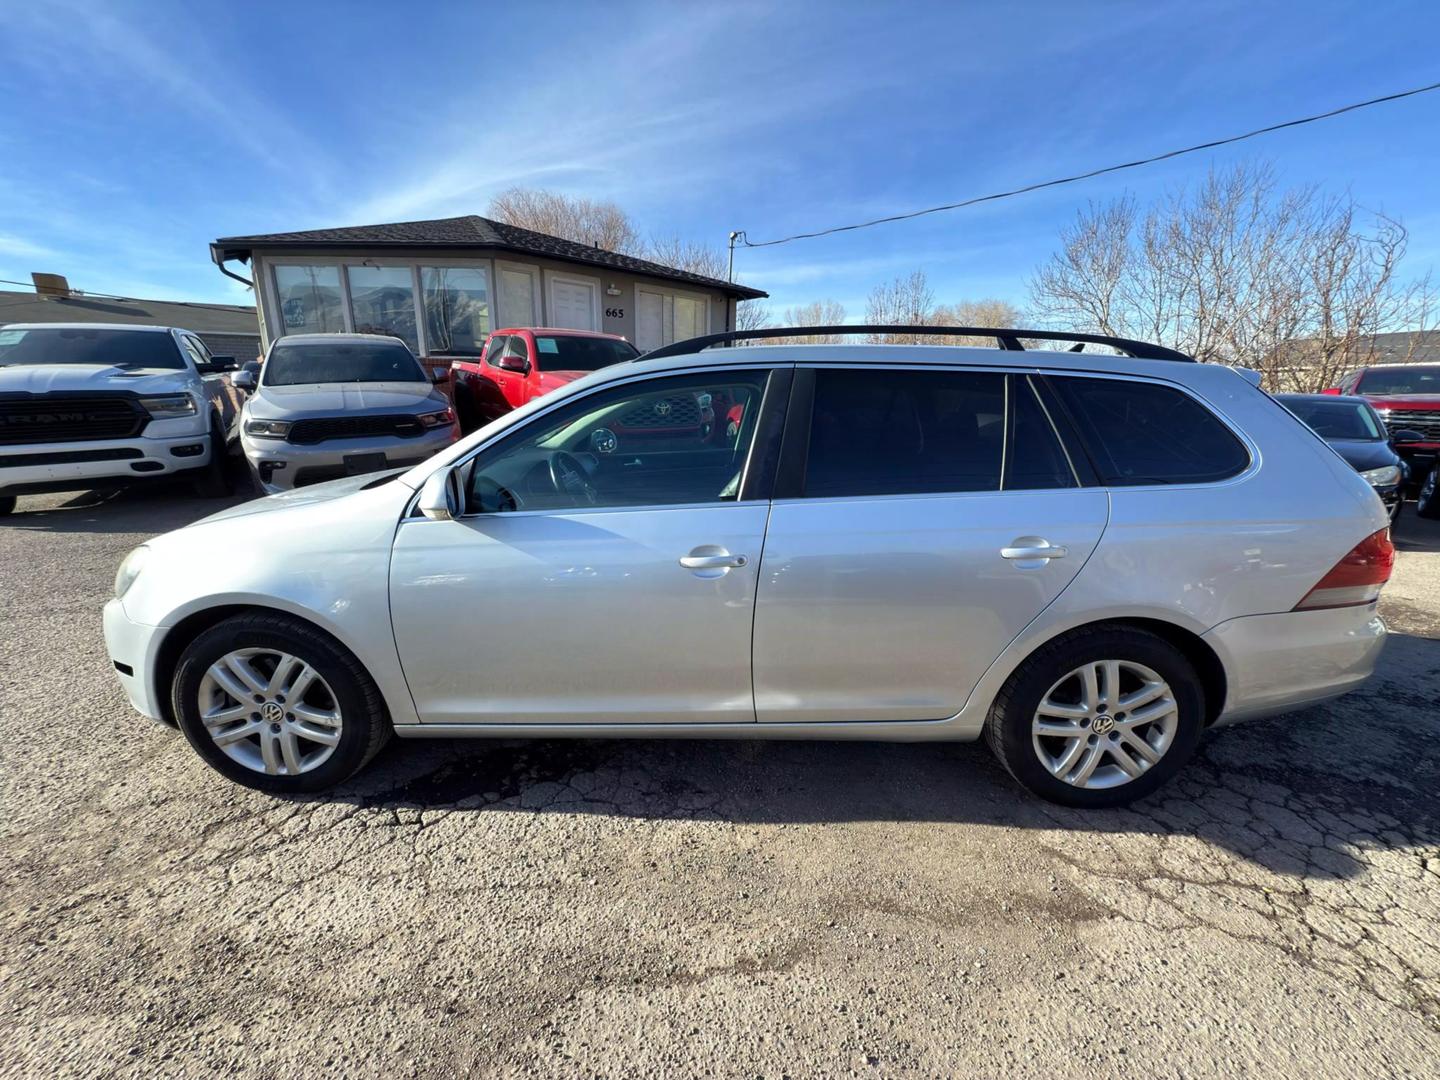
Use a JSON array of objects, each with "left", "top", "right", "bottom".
[
  {"left": 734, "top": 297, "right": 773, "bottom": 338},
  {"left": 488, "top": 187, "right": 638, "bottom": 252},
  {"left": 640, "top": 236, "right": 729, "bottom": 279},
  {"left": 930, "top": 298, "right": 1024, "bottom": 345},
  {"left": 865, "top": 270, "right": 935, "bottom": 343},
  {"left": 1028, "top": 163, "right": 1435, "bottom": 390}
]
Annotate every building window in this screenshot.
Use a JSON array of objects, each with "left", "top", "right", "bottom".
[
  {"left": 273, "top": 265, "right": 345, "bottom": 336},
  {"left": 346, "top": 265, "right": 420, "bottom": 353},
  {"left": 421, "top": 266, "right": 491, "bottom": 355},
  {"left": 636, "top": 288, "right": 709, "bottom": 352}
]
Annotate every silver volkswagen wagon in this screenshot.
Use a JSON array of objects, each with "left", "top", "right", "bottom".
[{"left": 104, "top": 327, "right": 1393, "bottom": 807}]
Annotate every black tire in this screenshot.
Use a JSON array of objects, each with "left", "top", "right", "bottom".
[
  {"left": 0, "top": 496, "right": 14, "bottom": 516},
  {"left": 190, "top": 414, "right": 232, "bottom": 498},
  {"left": 452, "top": 382, "right": 478, "bottom": 434},
  {"left": 171, "top": 612, "right": 392, "bottom": 793},
  {"left": 1417, "top": 466, "right": 1440, "bottom": 521},
  {"left": 983, "top": 625, "right": 1206, "bottom": 808}
]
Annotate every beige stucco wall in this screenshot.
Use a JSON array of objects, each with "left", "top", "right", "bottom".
[{"left": 249, "top": 247, "right": 740, "bottom": 356}]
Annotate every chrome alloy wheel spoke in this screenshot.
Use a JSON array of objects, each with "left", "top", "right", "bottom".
[
  {"left": 198, "top": 648, "right": 344, "bottom": 777},
  {"left": 1031, "top": 659, "right": 1179, "bottom": 790}
]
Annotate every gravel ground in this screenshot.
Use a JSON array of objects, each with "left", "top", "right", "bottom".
[{"left": 1, "top": 483, "right": 1437, "bottom": 1078}]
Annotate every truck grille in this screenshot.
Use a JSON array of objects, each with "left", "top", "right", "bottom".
[
  {"left": 287, "top": 415, "right": 425, "bottom": 444},
  {"left": 0, "top": 393, "right": 146, "bottom": 446},
  {"left": 615, "top": 396, "right": 701, "bottom": 429},
  {"left": 1380, "top": 409, "right": 1440, "bottom": 441}
]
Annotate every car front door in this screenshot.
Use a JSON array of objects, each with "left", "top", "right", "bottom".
[
  {"left": 389, "top": 365, "right": 790, "bottom": 725},
  {"left": 752, "top": 366, "right": 1109, "bottom": 722}
]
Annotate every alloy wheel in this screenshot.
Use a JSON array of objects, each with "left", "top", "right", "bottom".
[
  {"left": 1031, "top": 659, "right": 1178, "bottom": 790},
  {"left": 197, "top": 648, "right": 343, "bottom": 776}
]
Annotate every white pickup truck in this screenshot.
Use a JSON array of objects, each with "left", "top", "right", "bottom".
[{"left": 0, "top": 323, "right": 243, "bottom": 515}]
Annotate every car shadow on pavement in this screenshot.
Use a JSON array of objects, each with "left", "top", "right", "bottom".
[
  {"left": 1393, "top": 506, "right": 1440, "bottom": 553},
  {"left": 306, "top": 629, "right": 1439, "bottom": 884},
  {"left": 4, "top": 469, "right": 259, "bottom": 535}
]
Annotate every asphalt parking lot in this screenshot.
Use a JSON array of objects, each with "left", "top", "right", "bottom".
[{"left": 1, "top": 482, "right": 1437, "bottom": 1078}]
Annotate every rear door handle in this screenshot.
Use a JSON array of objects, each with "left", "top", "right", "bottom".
[{"left": 1001, "top": 539, "right": 1068, "bottom": 563}]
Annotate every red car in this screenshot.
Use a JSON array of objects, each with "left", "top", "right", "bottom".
[
  {"left": 1326, "top": 363, "right": 1440, "bottom": 515},
  {"left": 450, "top": 328, "right": 639, "bottom": 432}
]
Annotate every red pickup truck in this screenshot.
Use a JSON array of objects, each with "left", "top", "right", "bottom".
[
  {"left": 450, "top": 328, "right": 639, "bottom": 433},
  {"left": 1328, "top": 362, "right": 1440, "bottom": 517}
]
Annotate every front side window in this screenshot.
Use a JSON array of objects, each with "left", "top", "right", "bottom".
[
  {"left": 346, "top": 265, "right": 419, "bottom": 353},
  {"left": 263, "top": 340, "right": 426, "bottom": 387},
  {"left": 534, "top": 335, "right": 639, "bottom": 372},
  {"left": 466, "top": 370, "right": 769, "bottom": 513},
  {"left": 421, "top": 266, "right": 490, "bottom": 356},
  {"left": 0, "top": 327, "right": 185, "bottom": 370},
  {"left": 273, "top": 265, "right": 345, "bottom": 336},
  {"left": 484, "top": 335, "right": 508, "bottom": 365},
  {"left": 804, "top": 368, "right": 1007, "bottom": 497},
  {"left": 1051, "top": 375, "right": 1249, "bottom": 485}
]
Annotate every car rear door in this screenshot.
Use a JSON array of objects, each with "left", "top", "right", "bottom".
[{"left": 751, "top": 365, "right": 1109, "bottom": 723}]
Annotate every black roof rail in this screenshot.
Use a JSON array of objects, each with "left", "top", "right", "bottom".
[{"left": 638, "top": 325, "right": 1194, "bottom": 363}]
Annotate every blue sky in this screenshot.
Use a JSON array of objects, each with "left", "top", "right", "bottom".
[{"left": 2, "top": 0, "right": 1438, "bottom": 321}]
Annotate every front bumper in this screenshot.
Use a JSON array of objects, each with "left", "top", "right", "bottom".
[
  {"left": 1203, "top": 605, "right": 1387, "bottom": 727},
  {"left": 104, "top": 598, "right": 168, "bottom": 723},
  {"left": 242, "top": 426, "right": 456, "bottom": 494},
  {"left": 0, "top": 431, "right": 212, "bottom": 496}
]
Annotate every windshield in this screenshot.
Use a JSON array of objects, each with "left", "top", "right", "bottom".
[
  {"left": 535, "top": 335, "right": 639, "bottom": 372},
  {"left": 0, "top": 327, "right": 185, "bottom": 370},
  {"left": 263, "top": 340, "right": 426, "bottom": 386},
  {"left": 1356, "top": 365, "right": 1440, "bottom": 395},
  {"left": 1280, "top": 397, "right": 1384, "bottom": 441}
]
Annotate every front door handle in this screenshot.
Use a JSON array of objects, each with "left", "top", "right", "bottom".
[
  {"left": 679, "top": 545, "right": 749, "bottom": 579},
  {"left": 1001, "top": 538, "right": 1068, "bottom": 563}
]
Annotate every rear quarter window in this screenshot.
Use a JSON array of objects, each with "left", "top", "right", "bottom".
[{"left": 1050, "top": 375, "right": 1249, "bottom": 486}]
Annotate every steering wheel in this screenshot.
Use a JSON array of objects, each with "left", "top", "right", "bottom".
[{"left": 548, "top": 451, "right": 600, "bottom": 505}]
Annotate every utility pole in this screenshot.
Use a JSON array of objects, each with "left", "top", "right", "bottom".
[{"left": 727, "top": 231, "right": 741, "bottom": 282}]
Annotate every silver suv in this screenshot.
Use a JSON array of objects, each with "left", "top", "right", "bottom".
[
  {"left": 237, "top": 333, "right": 457, "bottom": 492},
  {"left": 104, "top": 327, "right": 1393, "bottom": 807}
]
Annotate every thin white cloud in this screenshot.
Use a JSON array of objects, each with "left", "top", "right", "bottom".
[{"left": 0, "top": 234, "right": 59, "bottom": 261}]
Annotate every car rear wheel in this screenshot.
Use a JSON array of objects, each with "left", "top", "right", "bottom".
[
  {"left": 0, "top": 496, "right": 14, "bottom": 516},
  {"left": 984, "top": 625, "right": 1205, "bottom": 807},
  {"left": 171, "top": 612, "right": 391, "bottom": 792},
  {"left": 1417, "top": 467, "right": 1440, "bottom": 521}
]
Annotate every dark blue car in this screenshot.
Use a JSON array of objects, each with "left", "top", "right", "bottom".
[{"left": 1275, "top": 393, "right": 1418, "bottom": 522}]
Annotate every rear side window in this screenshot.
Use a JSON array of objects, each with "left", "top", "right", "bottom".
[
  {"left": 1051, "top": 376, "right": 1248, "bottom": 485},
  {"left": 804, "top": 368, "right": 1006, "bottom": 497}
]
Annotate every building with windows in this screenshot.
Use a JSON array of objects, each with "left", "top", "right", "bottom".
[{"left": 210, "top": 216, "right": 766, "bottom": 370}]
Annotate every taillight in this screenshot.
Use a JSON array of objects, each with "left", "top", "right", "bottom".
[{"left": 1293, "top": 528, "right": 1395, "bottom": 611}]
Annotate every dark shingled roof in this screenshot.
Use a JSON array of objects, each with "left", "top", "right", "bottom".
[{"left": 213, "top": 215, "right": 767, "bottom": 300}]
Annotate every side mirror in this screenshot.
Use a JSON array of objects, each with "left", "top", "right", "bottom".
[
  {"left": 431, "top": 368, "right": 451, "bottom": 384},
  {"left": 1390, "top": 428, "right": 1425, "bottom": 444},
  {"left": 232, "top": 370, "right": 258, "bottom": 392},
  {"left": 495, "top": 354, "right": 530, "bottom": 374},
  {"left": 418, "top": 466, "right": 462, "bottom": 521},
  {"left": 211, "top": 355, "right": 237, "bottom": 371}
]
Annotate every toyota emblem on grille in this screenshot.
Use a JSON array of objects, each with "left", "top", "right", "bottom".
[{"left": 653, "top": 400, "right": 672, "bottom": 418}]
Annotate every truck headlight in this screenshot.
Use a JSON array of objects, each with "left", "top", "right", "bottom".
[
  {"left": 418, "top": 408, "right": 454, "bottom": 429},
  {"left": 114, "top": 545, "right": 150, "bottom": 599},
  {"left": 139, "top": 394, "right": 198, "bottom": 419},
  {"left": 245, "top": 418, "right": 292, "bottom": 438},
  {"left": 1359, "top": 465, "right": 1401, "bottom": 488}
]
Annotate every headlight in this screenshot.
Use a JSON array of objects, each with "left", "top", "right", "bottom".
[
  {"left": 139, "top": 394, "right": 197, "bottom": 419},
  {"left": 245, "top": 418, "right": 292, "bottom": 438},
  {"left": 114, "top": 545, "right": 150, "bottom": 599},
  {"left": 1360, "top": 465, "right": 1402, "bottom": 488},
  {"left": 418, "top": 408, "right": 454, "bottom": 429}
]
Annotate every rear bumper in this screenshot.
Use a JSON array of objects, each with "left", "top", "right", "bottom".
[
  {"left": 0, "top": 432, "right": 212, "bottom": 495},
  {"left": 1204, "top": 605, "right": 1387, "bottom": 726},
  {"left": 243, "top": 426, "right": 456, "bottom": 493}
]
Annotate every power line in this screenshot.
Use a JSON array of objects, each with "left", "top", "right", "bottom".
[
  {"left": 735, "top": 79, "right": 1440, "bottom": 250},
  {"left": 0, "top": 277, "right": 255, "bottom": 317}
]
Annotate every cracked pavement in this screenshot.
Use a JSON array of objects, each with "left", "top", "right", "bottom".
[{"left": 1, "top": 485, "right": 1437, "bottom": 1077}]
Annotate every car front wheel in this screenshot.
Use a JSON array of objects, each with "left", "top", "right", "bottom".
[
  {"left": 0, "top": 496, "right": 14, "bottom": 516},
  {"left": 984, "top": 625, "right": 1205, "bottom": 807},
  {"left": 171, "top": 612, "right": 391, "bottom": 792},
  {"left": 1417, "top": 467, "right": 1440, "bottom": 521}
]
